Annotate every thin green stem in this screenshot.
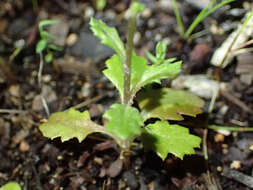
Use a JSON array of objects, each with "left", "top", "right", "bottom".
[
  {"left": 184, "top": 0, "right": 235, "bottom": 39},
  {"left": 172, "top": 0, "right": 184, "bottom": 37},
  {"left": 184, "top": 0, "right": 215, "bottom": 39},
  {"left": 208, "top": 125, "right": 253, "bottom": 132},
  {"left": 123, "top": 0, "right": 138, "bottom": 105}
]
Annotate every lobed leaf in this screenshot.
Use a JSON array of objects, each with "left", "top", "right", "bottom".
[
  {"left": 103, "top": 54, "right": 124, "bottom": 100},
  {"left": 132, "top": 62, "right": 182, "bottom": 95},
  {"left": 39, "top": 109, "right": 105, "bottom": 142},
  {"left": 103, "top": 104, "right": 144, "bottom": 140},
  {"left": 90, "top": 18, "right": 125, "bottom": 60},
  {"left": 103, "top": 52, "right": 148, "bottom": 102},
  {"left": 141, "top": 121, "right": 201, "bottom": 160},
  {"left": 136, "top": 88, "right": 204, "bottom": 121}
]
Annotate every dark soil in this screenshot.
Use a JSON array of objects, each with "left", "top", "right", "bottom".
[{"left": 1, "top": 0, "right": 253, "bottom": 189}]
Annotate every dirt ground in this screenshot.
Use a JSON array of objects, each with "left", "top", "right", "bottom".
[{"left": 1, "top": 0, "right": 253, "bottom": 189}]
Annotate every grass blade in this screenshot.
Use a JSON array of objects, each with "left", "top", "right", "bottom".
[
  {"left": 172, "top": 0, "right": 184, "bottom": 37},
  {"left": 185, "top": 0, "right": 235, "bottom": 39}
]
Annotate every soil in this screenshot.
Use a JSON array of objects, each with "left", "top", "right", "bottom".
[{"left": 1, "top": 0, "right": 253, "bottom": 189}]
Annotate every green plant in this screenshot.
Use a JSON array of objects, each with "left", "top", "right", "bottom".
[
  {"left": 173, "top": 0, "right": 235, "bottom": 39},
  {"left": 0, "top": 182, "right": 21, "bottom": 190},
  {"left": 36, "top": 19, "right": 62, "bottom": 63},
  {"left": 36, "top": 19, "right": 63, "bottom": 88},
  {"left": 39, "top": 2, "right": 204, "bottom": 163}
]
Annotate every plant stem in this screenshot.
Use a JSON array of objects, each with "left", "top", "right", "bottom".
[
  {"left": 38, "top": 52, "right": 44, "bottom": 88},
  {"left": 123, "top": 0, "right": 138, "bottom": 105}
]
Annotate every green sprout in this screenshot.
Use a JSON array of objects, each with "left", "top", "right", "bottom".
[
  {"left": 36, "top": 19, "right": 62, "bottom": 63},
  {"left": 38, "top": 1, "right": 204, "bottom": 164},
  {"left": 173, "top": 0, "right": 235, "bottom": 40}
]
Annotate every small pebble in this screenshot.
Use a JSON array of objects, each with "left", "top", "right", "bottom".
[
  {"left": 105, "top": 9, "right": 116, "bottom": 20},
  {"left": 133, "top": 32, "right": 141, "bottom": 45},
  {"left": 84, "top": 7, "right": 95, "bottom": 19},
  {"left": 66, "top": 33, "right": 78, "bottom": 46},
  {"left": 217, "top": 166, "right": 223, "bottom": 172},
  {"left": 118, "top": 180, "right": 126, "bottom": 189},
  {"left": 249, "top": 143, "right": 253, "bottom": 151},
  {"left": 123, "top": 171, "right": 139, "bottom": 190},
  {"left": 155, "top": 33, "right": 162, "bottom": 42},
  {"left": 147, "top": 18, "right": 156, "bottom": 28},
  {"left": 222, "top": 144, "right": 229, "bottom": 155},
  {"left": 19, "top": 140, "right": 30, "bottom": 152},
  {"left": 106, "top": 159, "right": 123, "bottom": 178},
  {"left": 230, "top": 160, "right": 242, "bottom": 170},
  {"left": 93, "top": 157, "right": 103, "bottom": 165},
  {"left": 42, "top": 74, "right": 52, "bottom": 83},
  {"left": 210, "top": 23, "right": 224, "bottom": 35},
  {"left": 141, "top": 8, "right": 152, "bottom": 18},
  {"left": 162, "top": 37, "right": 171, "bottom": 46},
  {"left": 8, "top": 85, "right": 20, "bottom": 97},
  {"left": 14, "top": 39, "right": 25, "bottom": 47},
  {"left": 80, "top": 82, "right": 91, "bottom": 98},
  {"left": 214, "top": 133, "right": 225, "bottom": 143}
]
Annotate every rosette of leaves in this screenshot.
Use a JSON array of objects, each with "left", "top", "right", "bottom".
[{"left": 39, "top": 2, "right": 203, "bottom": 162}]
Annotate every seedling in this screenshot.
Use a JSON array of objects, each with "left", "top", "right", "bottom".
[
  {"left": 36, "top": 19, "right": 62, "bottom": 63},
  {"left": 173, "top": 0, "right": 235, "bottom": 40},
  {"left": 36, "top": 19, "right": 63, "bottom": 87},
  {"left": 39, "top": 2, "right": 204, "bottom": 163}
]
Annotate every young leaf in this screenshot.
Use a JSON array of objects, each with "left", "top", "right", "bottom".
[
  {"left": 45, "top": 52, "right": 53, "bottom": 63},
  {"left": 130, "top": 53, "right": 149, "bottom": 91},
  {"left": 132, "top": 61, "right": 182, "bottom": 95},
  {"left": 145, "top": 50, "right": 158, "bottom": 64},
  {"left": 39, "top": 109, "right": 106, "bottom": 142},
  {"left": 136, "top": 88, "right": 204, "bottom": 121},
  {"left": 129, "top": 2, "right": 145, "bottom": 15},
  {"left": 103, "top": 54, "right": 124, "bottom": 100},
  {"left": 48, "top": 44, "right": 63, "bottom": 51},
  {"left": 142, "top": 121, "right": 201, "bottom": 160},
  {"left": 36, "top": 39, "right": 47, "bottom": 54},
  {"left": 40, "top": 30, "right": 57, "bottom": 40},
  {"left": 39, "top": 19, "right": 59, "bottom": 33},
  {"left": 156, "top": 42, "right": 167, "bottom": 61},
  {"left": 146, "top": 42, "right": 177, "bottom": 65},
  {"left": 164, "top": 57, "right": 177, "bottom": 64},
  {"left": 103, "top": 52, "right": 147, "bottom": 102},
  {"left": 90, "top": 18, "right": 125, "bottom": 60},
  {"left": 103, "top": 104, "right": 143, "bottom": 140}
]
